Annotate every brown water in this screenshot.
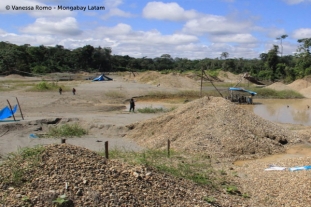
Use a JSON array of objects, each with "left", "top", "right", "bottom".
[
  {"left": 248, "top": 99, "right": 311, "bottom": 126},
  {"left": 234, "top": 144, "right": 311, "bottom": 166},
  {"left": 235, "top": 99, "right": 311, "bottom": 165}
]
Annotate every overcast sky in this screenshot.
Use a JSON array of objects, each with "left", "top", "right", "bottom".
[{"left": 0, "top": 0, "right": 311, "bottom": 59}]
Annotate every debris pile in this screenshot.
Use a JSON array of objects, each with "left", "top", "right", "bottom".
[{"left": 126, "top": 97, "right": 303, "bottom": 161}]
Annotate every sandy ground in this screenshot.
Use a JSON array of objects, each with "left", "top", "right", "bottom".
[
  {"left": 1, "top": 72, "right": 311, "bottom": 159},
  {"left": 0, "top": 74, "right": 185, "bottom": 158}
]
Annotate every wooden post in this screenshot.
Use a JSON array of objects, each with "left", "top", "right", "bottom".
[
  {"left": 105, "top": 141, "right": 109, "bottom": 159},
  {"left": 15, "top": 97, "right": 24, "bottom": 120},
  {"left": 200, "top": 68, "right": 203, "bottom": 97},
  {"left": 6, "top": 100, "right": 16, "bottom": 121},
  {"left": 167, "top": 139, "right": 170, "bottom": 158}
]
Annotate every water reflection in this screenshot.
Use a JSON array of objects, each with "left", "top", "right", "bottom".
[{"left": 250, "top": 99, "right": 311, "bottom": 126}]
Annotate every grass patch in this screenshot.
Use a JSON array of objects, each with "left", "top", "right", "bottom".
[
  {"left": 250, "top": 88, "right": 304, "bottom": 99},
  {"left": 46, "top": 123, "right": 88, "bottom": 138},
  {"left": 104, "top": 90, "right": 126, "bottom": 99},
  {"left": 137, "top": 106, "right": 175, "bottom": 113},
  {"left": 0, "top": 146, "right": 45, "bottom": 186},
  {"left": 28, "top": 81, "right": 67, "bottom": 92},
  {"left": 101, "top": 148, "right": 228, "bottom": 188},
  {"left": 142, "top": 90, "right": 220, "bottom": 100},
  {"left": 206, "top": 69, "right": 220, "bottom": 78}
]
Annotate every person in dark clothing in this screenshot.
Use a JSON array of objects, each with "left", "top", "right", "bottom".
[
  {"left": 59, "top": 87, "right": 62, "bottom": 95},
  {"left": 129, "top": 98, "right": 135, "bottom": 112},
  {"left": 72, "top": 88, "right": 76, "bottom": 95}
]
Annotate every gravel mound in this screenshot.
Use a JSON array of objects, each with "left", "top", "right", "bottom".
[
  {"left": 126, "top": 97, "right": 303, "bottom": 161},
  {"left": 0, "top": 144, "right": 226, "bottom": 207},
  {"left": 236, "top": 156, "right": 311, "bottom": 206}
]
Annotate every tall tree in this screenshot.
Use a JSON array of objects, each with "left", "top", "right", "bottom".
[{"left": 276, "top": 34, "right": 288, "bottom": 57}]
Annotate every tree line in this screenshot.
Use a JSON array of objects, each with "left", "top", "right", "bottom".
[{"left": 0, "top": 37, "right": 310, "bottom": 82}]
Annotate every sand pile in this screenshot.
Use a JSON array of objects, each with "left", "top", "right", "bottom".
[
  {"left": 298, "top": 86, "right": 311, "bottom": 98},
  {"left": 287, "top": 79, "right": 310, "bottom": 91},
  {"left": 266, "top": 82, "right": 291, "bottom": 91},
  {"left": 126, "top": 97, "right": 303, "bottom": 161},
  {"left": 128, "top": 71, "right": 199, "bottom": 89},
  {"left": 0, "top": 144, "right": 237, "bottom": 206},
  {"left": 5, "top": 74, "right": 25, "bottom": 79},
  {"left": 218, "top": 71, "right": 242, "bottom": 83}
]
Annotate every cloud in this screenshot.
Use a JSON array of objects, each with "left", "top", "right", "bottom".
[
  {"left": 0, "top": 32, "right": 56, "bottom": 45},
  {"left": 292, "top": 28, "right": 311, "bottom": 39},
  {"left": 89, "top": 24, "right": 198, "bottom": 45},
  {"left": 142, "top": 1, "right": 199, "bottom": 21},
  {"left": 182, "top": 15, "right": 252, "bottom": 35},
  {"left": 102, "top": 0, "right": 133, "bottom": 19},
  {"left": 210, "top": 34, "right": 257, "bottom": 43},
  {"left": 282, "top": 0, "right": 311, "bottom": 4},
  {"left": 266, "top": 28, "right": 287, "bottom": 38},
  {"left": 20, "top": 17, "right": 82, "bottom": 35}
]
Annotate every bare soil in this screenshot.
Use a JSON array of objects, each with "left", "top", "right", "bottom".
[{"left": 1, "top": 71, "right": 311, "bottom": 206}]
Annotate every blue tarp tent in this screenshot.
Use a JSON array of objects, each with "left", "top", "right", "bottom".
[
  {"left": 92, "top": 74, "right": 113, "bottom": 81},
  {"left": 229, "top": 87, "right": 257, "bottom": 96},
  {"left": 0, "top": 105, "right": 18, "bottom": 120}
]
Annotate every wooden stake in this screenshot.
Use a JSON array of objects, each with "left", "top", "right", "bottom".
[
  {"left": 105, "top": 141, "right": 109, "bottom": 159},
  {"left": 15, "top": 97, "right": 24, "bottom": 120},
  {"left": 200, "top": 68, "right": 203, "bottom": 97},
  {"left": 167, "top": 139, "right": 171, "bottom": 158},
  {"left": 6, "top": 100, "right": 16, "bottom": 121}
]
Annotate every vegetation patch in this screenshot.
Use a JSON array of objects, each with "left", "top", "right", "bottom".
[
  {"left": 46, "top": 123, "right": 88, "bottom": 138},
  {"left": 29, "top": 81, "right": 65, "bottom": 92},
  {"left": 137, "top": 106, "right": 175, "bottom": 113},
  {"left": 104, "top": 90, "right": 126, "bottom": 99},
  {"left": 0, "top": 146, "right": 45, "bottom": 186},
  {"left": 251, "top": 88, "right": 304, "bottom": 99},
  {"left": 103, "top": 148, "right": 234, "bottom": 190}
]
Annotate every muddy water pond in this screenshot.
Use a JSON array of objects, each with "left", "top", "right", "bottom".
[
  {"left": 236, "top": 98, "right": 311, "bottom": 165},
  {"left": 246, "top": 98, "right": 311, "bottom": 126},
  {"left": 234, "top": 144, "right": 311, "bottom": 166}
]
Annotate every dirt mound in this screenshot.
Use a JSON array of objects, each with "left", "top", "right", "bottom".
[
  {"left": 287, "top": 79, "right": 310, "bottom": 91},
  {"left": 127, "top": 71, "right": 199, "bottom": 89},
  {"left": 5, "top": 74, "right": 25, "bottom": 79},
  {"left": 126, "top": 97, "right": 303, "bottom": 161},
  {"left": 218, "top": 71, "right": 242, "bottom": 83},
  {"left": 298, "top": 86, "right": 311, "bottom": 98},
  {"left": 266, "top": 82, "right": 291, "bottom": 91},
  {"left": 0, "top": 144, "right": 226, "bottom": 206}
]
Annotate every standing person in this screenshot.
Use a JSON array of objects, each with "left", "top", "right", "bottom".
[
  {"left": 72, "top": 88, "right": 76, "bottom": 95},
  {"left": 129, "top": 98, "right": 135, "bottom": 112},
  {"left": 59, "top": 87, "right": 62, "bottom": 95}
]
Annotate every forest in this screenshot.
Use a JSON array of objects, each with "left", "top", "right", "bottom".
[{"left": 0, "top": 37, "right": 310, "bottom": 83}]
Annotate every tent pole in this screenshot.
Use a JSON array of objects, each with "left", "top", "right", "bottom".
[
  {"left": 16, "top": 97, "right": 24, "bottom": 120},
  {"left": 7, "top": 99, "right": 16, "bottom": 121}
]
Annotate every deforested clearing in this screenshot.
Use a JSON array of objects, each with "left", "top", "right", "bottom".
[{"left": 126, "top": 96, "right": 303, "bottom": 161}]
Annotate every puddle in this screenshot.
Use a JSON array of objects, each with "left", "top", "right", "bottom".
[
  {"left": 241, "top": 99, "right": 311, "bottom": 126},
  {"left": 234, "top": 144, "right": 311, "bottom": 166}
]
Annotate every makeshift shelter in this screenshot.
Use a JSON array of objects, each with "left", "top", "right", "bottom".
[
  {"left": 92, "top": 74, "right": 113, "bottom": 81},
  {"left": 228, "top": 87, "right": 257, "bottom": 104},
  {"left": 0, "top": 105, "right": 18, "bottom": 120}
]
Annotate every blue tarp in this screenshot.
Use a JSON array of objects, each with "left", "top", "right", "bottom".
[
  {"left": 92, "top": 74, "right": 113, "bottom": 81},
  {"left": 229, "top": 87, "right": 257, "bottom": 96},
  {"left": 0, "top": 105, "right": 18, "bottom": 120},
  {"left": 289, "top": 165, "right": 311, "bottom": 172}
]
